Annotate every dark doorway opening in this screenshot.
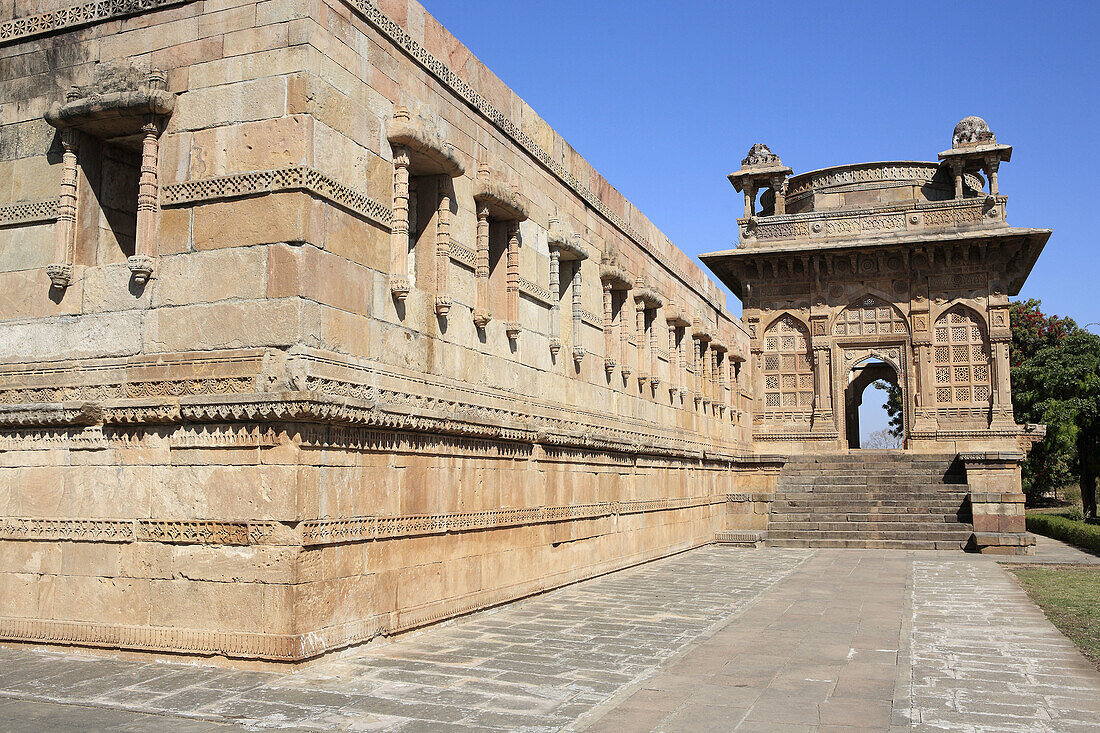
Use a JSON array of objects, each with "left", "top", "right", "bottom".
[{"left": 845, "top": 359, "right": 903, "bottom": 449}]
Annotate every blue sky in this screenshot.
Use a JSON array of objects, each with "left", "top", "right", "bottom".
[{"left": 423, "top": 0, "right": 1099, "bottom": 432}]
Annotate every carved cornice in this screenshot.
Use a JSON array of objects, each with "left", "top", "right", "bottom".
[
  {"left": 0, "top": 0, "right": 194, "bottom": 46},
  {"left": 473, "top": 178, "right": 528, "bottom": 222},
  {"left": 387, "top": 107, "right": 465, "bottom": 177},
  {"left": 0, "top": 347, "right": 748, "bottom": 461},
  {"left": 547, "top": 218, "right": 588, "bottom": 260},
  {"left": 0, "top": 199, "right": 57, "bottom": 227},
  {"left": 161, "top": 166, "right": 392, "bottom": 229}
]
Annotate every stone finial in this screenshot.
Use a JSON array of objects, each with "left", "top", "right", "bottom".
[
  {"left": 742, "top": 143, "right": 781, "bottom": 168},
  {"left": 952, "top": 116, "right": 996, "bottom": 149}
]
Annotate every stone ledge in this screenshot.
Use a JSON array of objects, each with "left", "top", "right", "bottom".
[
  {"left": 715, "top": 530, "right": 765, "bottom": 545},
  {"left": 970, "top": 492, "right": 1025, "bottom": 504}
]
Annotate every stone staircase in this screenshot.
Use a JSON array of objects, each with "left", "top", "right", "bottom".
[{"left": 763, "top": 453, "right": 974, "bottom": 550}]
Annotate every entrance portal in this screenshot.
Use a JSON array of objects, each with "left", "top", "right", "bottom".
[{"left": 845, "top": 359, "right": 902, "bottom": 449}]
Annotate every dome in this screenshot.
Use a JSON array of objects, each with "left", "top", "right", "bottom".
[{"left": 952, "top": 116, "right": 996, "bottom": 149}]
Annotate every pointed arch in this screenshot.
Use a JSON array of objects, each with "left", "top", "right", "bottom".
[
  {"left": 831, "top": 294, "right": 909, "bottom": 337},
  {"left": 761, "top": 310, "right": 810, "bottom": 335},
  {"left": 932, "top": 304, "right": 991, "bottom": 406},
  {"left": 930, "top": 299, "right": 987, "bottom": 329},
  {"left": 761, "top": 314, "right": 813, "bottom": 411}
]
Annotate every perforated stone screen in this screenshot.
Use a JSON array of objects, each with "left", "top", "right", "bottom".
[
  {"left": 763, "top": 316, "right": 813, "bottom": 409},
  {"left": 833, "top": 296, "right": 907, "bottom": 337},
  {"left": 933, "top": 308, "right": 991, "bottom": 404}
]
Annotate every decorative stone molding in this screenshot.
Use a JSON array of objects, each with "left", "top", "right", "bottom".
[
  {"left": 737, "top": 195, "right": 1006, "bottom": 247},
  {"left": 0, "top": 199, "right": 58, "bottom": 227},
  {"left": 447, "top": 240, "right": 476, "bottom": 267},
  {"left": 162, "top": 166, "right": 392, "bottom": 228},
  {"left": 303, "top": 494, "right": 723, "bottom": 546},
  {"left": 518, "top": 277, "right": 554, "bottom": 305},
  {"left": 0, "top": 517, "right": 282, "bottom": 545},
  {"left": 0, "top": 0, "right": 195, "bottom": 46}
]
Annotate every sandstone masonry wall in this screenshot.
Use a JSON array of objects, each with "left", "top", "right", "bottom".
[{"left": 0, "top": 0, "right": 764, "bottom": 662}]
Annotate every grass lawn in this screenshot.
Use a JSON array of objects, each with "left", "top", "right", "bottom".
[{"left": 1009, "top": 566, "right": 1100, "bottom": 669}]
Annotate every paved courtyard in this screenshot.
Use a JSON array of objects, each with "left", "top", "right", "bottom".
[{"left": 1, "top": 540, "right": 1098, "bottom": 732}]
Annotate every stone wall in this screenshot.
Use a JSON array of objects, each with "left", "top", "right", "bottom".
[{"left": 0, "top": 0, "right": 763, "bottom": 662}]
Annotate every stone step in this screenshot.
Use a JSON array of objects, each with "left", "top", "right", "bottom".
[
  {"left": 773, "top": 512, "right": 967, "bottom": 522},
  {"left": 782, "top": 453, "right": 957, "bottom": 462},
  {"left": 774, "top": 487, "right": 969, "bottom": 496},
  {"left": 769, "top": 520, "right": 972, "bottom": 532},
  {"left": 779, "top": 475, "right": 966, "bottom": 485},
  {"left": 773, "top": 500, "right": 968, "bottom": 510},
  {"left": 764, "top": 537, "right": 969, "bottom": 550},
  {"left": 766, "top": 528, "right": 973, "bottom": 541}
]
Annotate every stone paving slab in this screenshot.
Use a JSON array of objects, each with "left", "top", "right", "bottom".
[
  {"left": 909, "top": 558, "right": 1100, "bottom": 732},
  {"left": 0, "top": 547, "right": 810, "bottom": 731}
]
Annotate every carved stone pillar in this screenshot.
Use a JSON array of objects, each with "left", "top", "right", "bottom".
[
  {"left": 667, "top": 321, "right": 678, "bottom": 400},
  {"left": 620, "top": 288, "right": 633, "bottom": 379},
  {"left": 635, "top": 299, "right": 647, "bottom": 387},
  {"left": 771, "top": 175, "right": 787, "bottom": 216},
  {"left": 505, "top": 222, "right": 521, "bottom": 340},
  {"left": 949, "top": 160, "right": 964, "bottom": 200},
  {"left": 602, "top": 281, "right": 615, "bottom": 374},
  {"left": 47, "top": 128, "right": 79, "bottom": 289},
  {"left": 984, "top": 156, "right": 1001, "bottom": 196},
  {"left": 434, "top": 192, "right": 452, "bottom": 316},
  {"left": 710, "top": 349, "right": 720, "bottom": 410},
  {"left": 990, "top": 338, "right": 1015, "bottom": 428},
  {"left": 548, "top": 248, "right": 561, "bottom": 357},
  {"left": 473, "top": 204, "right": 491, "bottom": 327},
  {"left": 811, "top": 344, "right": 833, "bottom": 431},
  {"left": 742, "top": 182, "right": 756, "bottom": 218},
  {"left": 389, "top": 147, "right": 412, "bottom": 300},
  {"left": 127, "top": 118, "right": 160, "bottom": 284},
  {"left": 571, "top": 261, "right": 584, "bottom": 366}
]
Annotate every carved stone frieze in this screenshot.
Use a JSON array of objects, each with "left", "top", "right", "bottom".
[
  {"left": 0, "top": 199, "right": 57, "bottom": 227},
  {"left": 0, "top": 0, "right": 195, "bottom": 44},
  {"left": 161, "top": 166, "right": 392, "bottom": 229}
]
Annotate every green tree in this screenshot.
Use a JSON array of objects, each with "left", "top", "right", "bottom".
[
  {"left": 1014, "top": 330, "right": 1100, "bottom": 518},
  {"left": 1009, "top": 298, "right": 1076, "bottom": 367},
  {"left": 873, "top": 379, "right": 903, "bottom": 439},
  {"left": 1009, "top": 299, "right": 1081, "bottom": 503}
]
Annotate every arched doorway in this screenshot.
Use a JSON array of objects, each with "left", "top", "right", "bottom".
[{"left": 845, "top": 358, "right": 903, "bottom": 449}]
